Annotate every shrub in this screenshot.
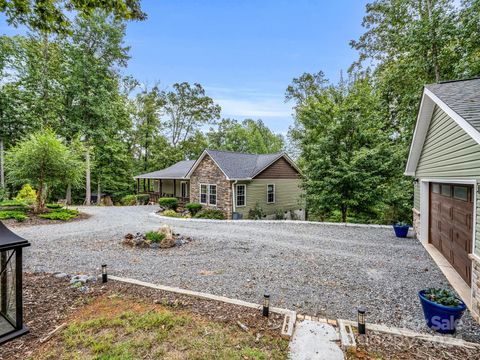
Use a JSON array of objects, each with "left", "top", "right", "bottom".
[
  {"left": 0, "top": 199, "right": 27, "bottom": 207},
  {"left": 145, "top": 231, "right": 166, "bottom": 243},
  {"left": 121, "top": 195, "right": 137, "bottom": 206},
  {"left": 185, "top": 202, "right": 202, "bottom": 215},
  {"left": 39, "top": 208, "right": 79, "bottom": 221},
  {"left": 248, "top": 202, "right": 265, "bottom": 220},
  {"left": 159, "top": 197, "right": 178, "bottom": 210},
  {"left": 275, "top": 208, "right": 285, "bottom": 220},
  {"left": 15, "top": 184, "right": 37, "bottom": 204},
  {"left": 162, "top": 209, "right": 179, "bottom": 218},
  {"left": 194, "top": 209, "right": 225, "bottom": 220},
  {"left": 0, "top": 210, "right": 28, "bottom": 222},
  {"left": 46, "top": 203, "right": 64, "bottom": 209},
  {"left": 136, "top": 194, "right": 150, "bottom": 205},
  {"left": 423, "top": 288, "right": 461, "bottom": 307}
]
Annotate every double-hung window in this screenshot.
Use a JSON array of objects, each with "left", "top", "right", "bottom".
[
  {"left": 200, "top": 184, "right": 217, "bottom": 206},
  {"left": 267, "top": 184, "right": 275, "bottom": 204},
  {"left": 236, "top": 184, "right": 246, "bottom": 207}
]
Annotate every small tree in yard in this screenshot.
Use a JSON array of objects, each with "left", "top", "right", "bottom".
[{"left": 5, "top": 130, "right": 84, "bottom": 211}]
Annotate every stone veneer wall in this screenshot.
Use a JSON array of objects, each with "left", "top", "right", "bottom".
[
  {"left": 470, "top": 255, "right": 480, "bottom": 321},
  {"left": 189, "top": 155, "right": 233, "bottom": 219},
  {"left": 413, "top": 208, "right": 420, "bottom": 239}
]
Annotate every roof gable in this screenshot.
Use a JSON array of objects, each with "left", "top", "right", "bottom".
[{"left": 405, "top": 80, "right": 480, "bottom": 175}]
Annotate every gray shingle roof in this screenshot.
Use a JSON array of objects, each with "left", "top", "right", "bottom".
[
  {"left": 205, "top": 149, "right": 284, "bottom": 179},
  {"left": 426, "top": 78, "right": 480, "bottom": 131},
  {"left": 134, "top": 160, "right": 195, "bottom": 179}
]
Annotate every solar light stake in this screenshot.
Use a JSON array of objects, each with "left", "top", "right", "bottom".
[
  {"left": 263, "top": 294, "right": 270, "bottom": 317},
  {"left": 358, "top": 308, "right": 366, "bottom": 335},
  {"left": 102, "top": 264, "right": 108, "bottom": 283}
]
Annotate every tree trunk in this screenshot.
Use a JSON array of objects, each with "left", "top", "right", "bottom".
[
  {"left": 97, "top": 180, "right": 101, "bottom": 205},
  {"left": 0, "top": 138, "right": 4, "bottom": 189},
  {"left": 341, "top": 206, "right": 347, "bottom": 223},
  {"left": 85, "top": 147, "right": 91, "bottom": 205},
  {"left": 66, "top": 184, "right": 72, "bottom": 205},
  {"left": 36, "top": 182, "right": 46, "bottom": 212}
]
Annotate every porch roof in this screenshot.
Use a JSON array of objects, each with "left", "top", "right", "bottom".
[{"left": 134, "top": 160, "right": 195, "bottom": 180}]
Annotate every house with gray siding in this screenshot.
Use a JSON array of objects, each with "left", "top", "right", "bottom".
[
  {"left": 405, "top": 78, "right": 480, "bottom": 322},
  {"left": 135, "top": 149, "right": 305, "bottom": 220}
]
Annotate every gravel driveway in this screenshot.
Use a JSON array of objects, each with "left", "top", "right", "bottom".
[{"left": 11, "top": 206, "right": 480, "bottom": 341}]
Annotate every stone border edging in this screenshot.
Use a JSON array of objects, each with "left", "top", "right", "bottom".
[
  {"left": 150, "top": 212, "right": 399, "bottom": 229},
  {"left": 109, "top": 275, "right": 296, "bottom": 337}
]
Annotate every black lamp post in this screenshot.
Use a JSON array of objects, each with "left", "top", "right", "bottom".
[
  {"left": 263, "top": 294, "right": 270, "bottom": 317},
  {"left": 101, "top": 264, "right": 108, "bottom": 283},
  {"left": 0, "top": 221, "right": 30, "bottom": 345},
  {"left": 358, "top": 308, "right": 366, "bottom": 335}
]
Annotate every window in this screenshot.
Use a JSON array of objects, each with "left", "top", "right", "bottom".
[
  {"left": 209, "top": 185, "right": 217, "bottom": 205},
  {"left": 453, "top": 186, "right": 468, "bottom": 201},
  {"left": 236, "top": 184, "right": 246, "bottom": 207},
  {"left": 432, "top": 183, "right": 440, "bottom": 194},
  {"left": 200, "top": 184, "right": 217, "bottom": 205},
  {"left": 267, "top": 184, "right": 275, "bottom": 204},
  {"left": 441, "top": 184, "right": 451, "bottom": 197},
  {"left": 200, "top": 184, "right": 208, "bottom": 204}
]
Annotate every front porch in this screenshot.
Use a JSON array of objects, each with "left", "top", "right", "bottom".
[{"left": 135, "top": 178, "right": 190, "bottom": 205}]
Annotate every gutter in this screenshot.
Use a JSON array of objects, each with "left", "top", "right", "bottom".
[{"left": 232, "top": 180, "right": 237, "bottom": 214}]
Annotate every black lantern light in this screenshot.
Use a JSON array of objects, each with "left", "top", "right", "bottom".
[
  {"left": 102, "top": 264, "right": 108, "bottom": 283},
  {"left": 263, "top": 293, "right": 270, "bottom": 317},
  {"left": 0, "top": 221, "right": 30, "bottom": 345},
  {"left": 357, "top": 307, "right": 366, "bottom": 335}
]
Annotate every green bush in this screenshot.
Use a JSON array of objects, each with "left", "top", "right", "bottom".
[
  {"left": 159, "top": 197, "right": 178, "bottom": 210},
  {"left": 145, "top": 231, "right": 166, "bottom": 243},
  {"left": 39, "top": 208, "right": 79, "bottom": 221},
  {"left": 248, "top": 202, "right": 265, "bottom": 220},
  {"left": 275, "top": 208, "right": 285, "bottom": 220},
  {"left": 185, "top": 202, "right": 202, "bottom": 215},
  {"left": 162, "top": 209, "right": 179, "bottom": 218},
  {"left": 121, "top": 195, "right": 137, "bottom": 206},
  {"left": 0, "top": 210, "right": 28, "bottom": 222},
  {"left": 0, "top": 199, "right": 28, "bottom": 207},
  {"left": 194, "top": 209, "right": 225, "bottom": 220},
  {"left": 136, "top": 194, "right": 150, "bottom": 205},
  {"left": 15, "top": 184, "right": 37, "bottom": 204},
  {"left": 46, "top": 203, "right": 64, "bottom": 209}
]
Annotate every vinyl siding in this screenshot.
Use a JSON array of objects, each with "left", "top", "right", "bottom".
[
  {"left": 234, "top": 179, "right": 304, "bottom": 218},
  {"left": 413, "top": 181, "right": 420, "bottom": 211},
  {"left": 415, "top": 105, "right": 480, "bottom": 255}
]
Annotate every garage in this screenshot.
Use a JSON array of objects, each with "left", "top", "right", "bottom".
[{"left": 429, "top": 183, "right": 473, "bottom": 284}]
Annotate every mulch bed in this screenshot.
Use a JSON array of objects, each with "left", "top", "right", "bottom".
[
  {"left": 3, "top": 212, "right": 90, "bottom": 228},
  {"left": 1, "top": 273, "right": 285, "bottom": 359},
  {"left": 346, "top": 331, "right": 480, "bottom": 359}
]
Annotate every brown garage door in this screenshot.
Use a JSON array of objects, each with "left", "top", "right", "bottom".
[{"left": 429, "top": 183, "right": 473, "bottom": 285}]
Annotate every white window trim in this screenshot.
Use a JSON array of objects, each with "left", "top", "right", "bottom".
[
  {"left": 208, "top": 184, "right": 217, "bottom": 206},
  {"left": 199, "top": 183, "right": 208, "bottom": 205},
  {"left": 267, "top": 184, "right": 275, "bottom": 204},
  {"left": 236, "top": 184, "right": 247, "bottom": 207}
]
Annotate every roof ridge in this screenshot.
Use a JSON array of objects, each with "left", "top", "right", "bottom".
[
  {"left": 206, "top": 148, "right": 282, "bottom": 156},
  {"left": 426, "top": 77, "right": 480, "bottom": 87}
]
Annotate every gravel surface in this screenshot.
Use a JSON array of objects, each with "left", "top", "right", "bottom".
[{"left": 11, "top": 205, "right": 480, "bottom": 342}]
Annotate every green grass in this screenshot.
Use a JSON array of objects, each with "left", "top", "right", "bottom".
[
  {"left": 39, "top": 208, "right": 79, "bottom": 221},
  {"left": 46, "top": 203, "right": 64, "bottom": 209},
  {"left": 31, "top": 296, "right": 289, "bottom": 360},
  {"left": 145, "top": 231, "right": 165, "bottom": 243},
  {"left": 0, "top": 210, "right": 28, "bottom": 222}
]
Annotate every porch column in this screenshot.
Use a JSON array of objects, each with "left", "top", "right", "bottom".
[
  {"left": 143, "top": 179, "right": 146, "bottom": 193},
  {"left": 136, "top": 178, "right": 140, "bottom": 194},
  {"left": 160, "top": 179, "right": 163, "bottom": 196},
  {"left": 174, "top": 179, "right": 177, "bottom": 197},
  {"left": 147, "top": 179, "right": 151, "bottom": 192}
]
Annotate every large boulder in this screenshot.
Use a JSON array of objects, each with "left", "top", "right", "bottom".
[{"left": 158, "top": 225, "right": 175, "bottom": 248}]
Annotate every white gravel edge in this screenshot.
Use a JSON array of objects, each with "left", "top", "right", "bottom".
[{"left": 150, "top": 212, "right": 398, "bottom": 229}]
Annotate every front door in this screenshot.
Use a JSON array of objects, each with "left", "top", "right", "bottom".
[
  {"left": 429, "top": 183, "right": 473, "bottom": 285},
  {"left": 181, "top": 182, "right": 188, "bottom": 199}
]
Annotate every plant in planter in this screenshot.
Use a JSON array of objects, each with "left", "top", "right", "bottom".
[
  {"left": 392, "top": 222, "right": 410, "bottom": 238},
  {"left": 418, "top": 288, "right": 466, "bottom": 334}
]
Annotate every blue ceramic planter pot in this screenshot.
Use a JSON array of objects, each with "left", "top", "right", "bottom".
[
  {"left": 393, "top": 224, "right": 409, "bottom": 238},
  {"left": 418, "top": 290, "right": 466, "bottom": 334}
]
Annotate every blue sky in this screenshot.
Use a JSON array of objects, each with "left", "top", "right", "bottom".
[{"left": 1, "top": 0, "right": 370, "bottom": 134}]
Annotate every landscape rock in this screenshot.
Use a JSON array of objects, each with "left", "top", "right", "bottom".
[{"left": 54, "top": 272, "right": 69, "bottom": 279}]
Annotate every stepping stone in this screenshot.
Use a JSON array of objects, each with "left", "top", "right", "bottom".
[{"left": 289, "top": 320, "right": 344, "bottom": 360}]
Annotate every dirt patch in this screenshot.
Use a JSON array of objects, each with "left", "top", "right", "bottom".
[
  {"left": 346, "top": 331, "right": 480, "bottom": 360},
  {"left": 3, "top": 212, "right": 90, "bottom": 228},
  {"left": 2, "top": 273, "right": 288, "bottom": 359}
]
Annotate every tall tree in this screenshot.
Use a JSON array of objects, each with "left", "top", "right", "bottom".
[
  {"left": 207, "top": 119, "right": 285, "bottom": 154},
  {"left": 161, "top": 82, "right": 221, "bottom": 148}
]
